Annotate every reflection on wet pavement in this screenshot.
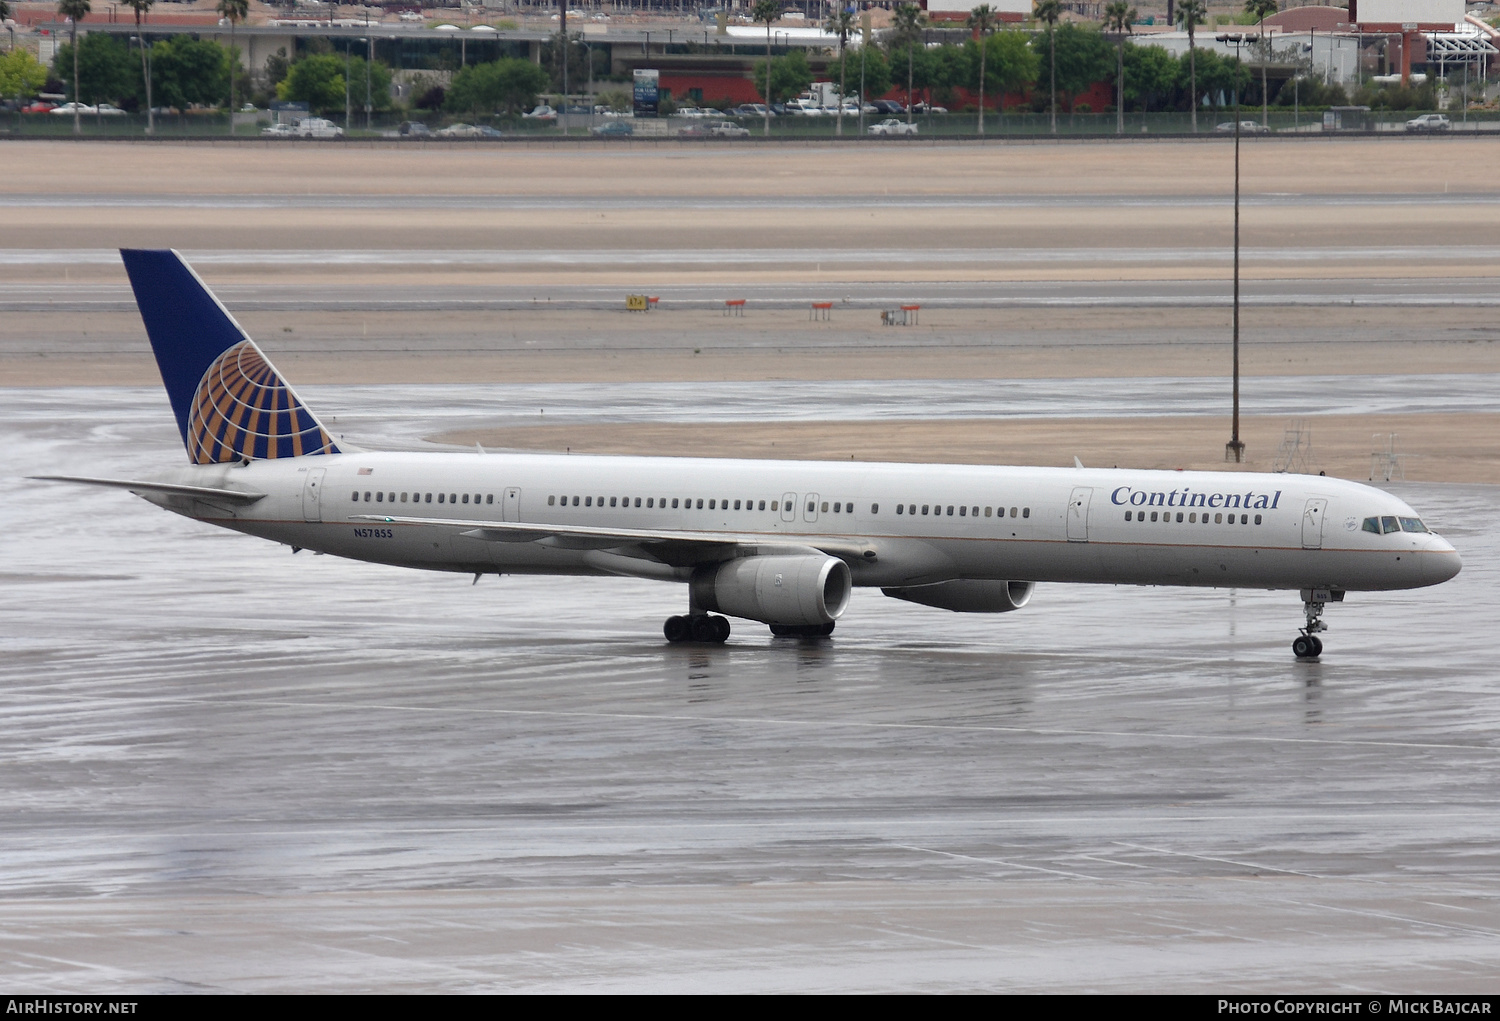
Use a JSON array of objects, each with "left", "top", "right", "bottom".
[{"left": 2, "top": 388, "right": 1497, "bottom": 991}]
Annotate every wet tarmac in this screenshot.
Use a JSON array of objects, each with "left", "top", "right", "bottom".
[{"left": 2, "top": 389, "right": 1498, "bottom": 991}]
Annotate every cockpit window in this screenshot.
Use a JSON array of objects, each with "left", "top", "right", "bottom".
[
  {"left": 1399, "top": 517, "right": 1428, "bottom": 533},
  {"left": 1363, "top": 517, "right": 1381, "bottom": 534},
  {"left": 1380, "top": 515, "right": 1401, "bottom": 534}
]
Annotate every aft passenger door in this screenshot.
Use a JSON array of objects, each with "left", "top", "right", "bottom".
[
  {"left": 1302, "top": 498, "right": 1328, "bottom": 549},
  {"left": 1067, "top": 486, "right": 1092, "bottom": 542},
  {"left": 502, "top": 487, "right": 522, "bottom": 522},
  {"left": 301, "top": 467, "right": 326, "bottom": 523}
]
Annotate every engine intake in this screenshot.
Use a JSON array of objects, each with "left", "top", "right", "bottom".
[
  {"left": 882, "top": 580, "right": 1035, "bottom": 613},
  {"left": 692, "top": 555, "right": 852, "bottom": 626}
]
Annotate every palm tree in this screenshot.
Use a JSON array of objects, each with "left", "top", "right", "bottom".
[
  {"left": 1103, "top": 1, "right": 1135, "bottom": 136},
  {"left": 56, "top": 0, "right": 90, "bottom": 135},
  {"left": 217, "top": 0, "right": 248, "bottom": 135},
  {"left": 825, "top": 6, "right": 854, "bottom": 136},
  {"left": 752, "top": 0, "right": 780, "bottom": 137},
  {"left": 1033, "top": 0, "right": 1060, "bottom": 134},
  {"left": 967, "top": 4, "right": 996, "bottom": 135},
  {"left": 1244, "top": 0, "right": 1278, "bottom": 128},
  {"left": 122, "top": 0, "right": 154, "bottom": 135},
  {"left": 892, "top": 2, "right": 924, "bottom": 124},
  {"left": 1176, "top": 0, "right": 1206, "bottom": 133}
]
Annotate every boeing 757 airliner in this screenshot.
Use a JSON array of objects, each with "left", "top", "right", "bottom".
[{"left": 37, "top": 250, "right": 1462, "bottom": 659}]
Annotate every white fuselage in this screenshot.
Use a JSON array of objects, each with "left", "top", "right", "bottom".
[{"left": 139, "top": 451, "right": 1462, "bottom": 595}]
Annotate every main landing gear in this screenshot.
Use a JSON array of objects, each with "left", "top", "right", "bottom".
[
  {"left": 664, "top": 614, "right": 731, "bottom": 644},
  {"left": 1292, "top": 588, "right": 1340, "bottom": 660}
]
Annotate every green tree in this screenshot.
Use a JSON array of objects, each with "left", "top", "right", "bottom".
[
  {"left": 1191, "top": 47, "right": 1249, "bottom": 115},
  {"left": 121, "top": 0, "right": 154, "bottom": 133},
  {"left": 1122, "top": 41, "right": 1178, "bottom": 112},
  {"left": 152, "top": 34, "right": 229, "bottom": 111},
  {"left": 53, "top": 32, "right": 136, "bottom": 107},
  {"left": 891, "top": 3, "right": 924, "bottom": 122},
  {"left": 971, "top": 29, "right": 1037, "bottom": 124},
  {"left": 825, "top": 6, "right": 854, "bottom": 135},
  {"left": 1103, "top": 2, "right": 1135, "bottom": 134},
  {"left": 751, "top": 49, "right": 812, "bottom": 105},
  {"left": 57, "top": 0, "right": 90, "bottom": 134},
  {"left": 967, "top": 4, "right": 996, "bottom": 133},
  {"left": 276, "top": 53, "right": 344, "bottom": 113},
  {"left": 0, "top": 46, "right": 49, "bottom": 101},
  {"left": 1244, "top": 0, "right": 1277, "bottom": 126},
  {"left": 1031, "top": 23, "right": 1111, "bottom": 118},
  {"left": 217, "top": 0, "right": 247, "bottom": 129},
  {"left": 445, "top": 58, "right": 548, "bottom": 117},
  {"left": 1176, "top": 0, "right": 1206, "bottom": 130}
]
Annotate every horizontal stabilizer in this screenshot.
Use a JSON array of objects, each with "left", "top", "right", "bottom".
[{"left": 30, "top": 475, "right": 267, "bottom": 504}]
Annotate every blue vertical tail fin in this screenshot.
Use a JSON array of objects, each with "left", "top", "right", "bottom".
[{"left": 120, "top": 248, "right": 340, "bottom": 464}]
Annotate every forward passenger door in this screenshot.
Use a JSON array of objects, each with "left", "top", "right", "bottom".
[
  {"left": 1302, "top": 498, "right": 1327, "bottom": 549},
  {"left": 1067, "top": 487, "right": 1092, "bottom": 542}
]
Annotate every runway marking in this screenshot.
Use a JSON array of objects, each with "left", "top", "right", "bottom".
[
  {"left": 1112, "top": 842, "right": 1327, "bottom": 879},
  {"left": 88, "top": 693, "right": 1500, "bottom": 756},
  {"left": 894, "top": 844, "right": 1134, "bottom": 884}
]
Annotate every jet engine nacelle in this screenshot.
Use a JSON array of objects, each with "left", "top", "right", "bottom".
[
  {"left": 692, "top": 555, "right": 852, "bottom": 626},
  {"left": 882, "top": 580, "right": 1035, "bottom": 613}
]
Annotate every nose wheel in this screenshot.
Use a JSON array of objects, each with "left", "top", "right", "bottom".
[
  {"left": 1293, "top": 590, "right": 1329, "bottom": 660},
  {"left": 664, "top": 614, "right": 730, "bottom": 644},
  {"left": 1292, "top": 633, "right": 1323, "bottom": 660}
]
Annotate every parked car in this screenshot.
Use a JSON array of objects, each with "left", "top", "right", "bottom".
[
  {"left": 910, "top": 102, "right": 947, "bottom": 115},
  {"left": 260, "top": 122, "right": 296, "bottom": 137},
  {"left": 21, "top": 101, "right": 57, "bottom": 113},
  {"left": 522, "top": 104, "right": 557, "bottom": 120},
  {"left": 870, "top": 99, "right": 905, "bottom": 115},
  {"left": 590, "top": 120, "right": 633, "bottom": 137},
  {"left": 706, "top": 120, "right": 750, "bottom": 138},
  {"left": 49, "top": 102, "right": 97, "bottom": 116},
  {"left": 1405, "top": 113, "right": 1451, "bottom": 132},
  {"left": 397, "top": 120, "right": 431, "bottom": 136},
  {"left": 1214, "top": 119, "right": 1272, "bottom": 133},
  {"left": 95, "top": 103, "right": 126, "bottom": 116},
  {"left": 868, "top": 117, "right": 918, "bottom": 136},
  {"left": 296, "top": 117, "right": 344, "bottom": 138}
]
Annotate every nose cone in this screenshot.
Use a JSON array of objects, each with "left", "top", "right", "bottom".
[{"left": 1425, "top": 539, "right": 1463, "bottom": 585}]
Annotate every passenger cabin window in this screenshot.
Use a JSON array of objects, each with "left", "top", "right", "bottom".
[{"left": 871, "top": 504, "right": 879, "bottom": 514}]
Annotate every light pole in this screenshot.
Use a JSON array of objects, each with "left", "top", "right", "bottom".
[
  {"left": 344, "top": 40, "right": 351, "bottom": 130},
  {"left": 362, "top": 36, "right": 371, "bottom": 131},
  {"left": 1216, "top": 31, "right": 1255, "bottom": 464}
]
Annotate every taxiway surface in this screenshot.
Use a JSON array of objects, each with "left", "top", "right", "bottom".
[{"left": 2, "top": 389, "right": 1498, "bottom": 992}]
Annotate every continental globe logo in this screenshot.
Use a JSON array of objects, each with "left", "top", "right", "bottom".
[{"left": 186, "top": 340, "right": 340, "bottom": 464}]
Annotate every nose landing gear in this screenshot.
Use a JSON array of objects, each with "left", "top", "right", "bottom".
[{"left": 1293, "top": 588, "right": 1340, "bottom": 660}]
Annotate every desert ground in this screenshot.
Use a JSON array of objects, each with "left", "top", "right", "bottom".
[{"left": 2, "top": 136, "right": 1496, "bottom": 478}]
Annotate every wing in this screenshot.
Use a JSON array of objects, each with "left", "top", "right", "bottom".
[
  {"left": 30, "top": 475, "right": 267, "bottom": 504},
  {"left": 351, "top": 513, "right": 877, "bottom": 568}
]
